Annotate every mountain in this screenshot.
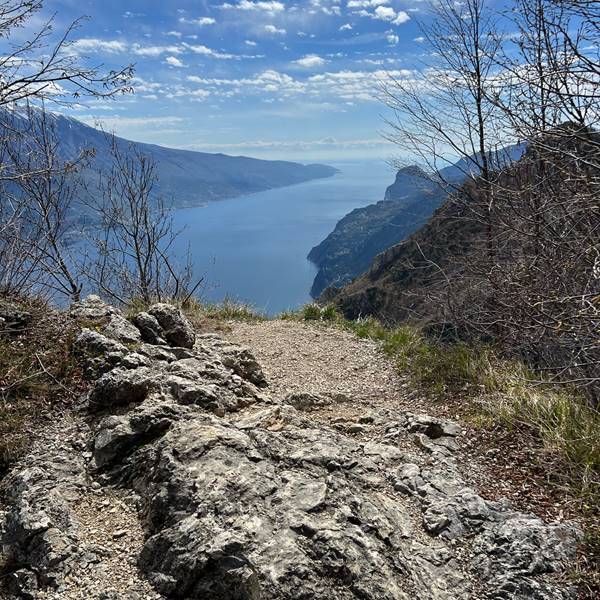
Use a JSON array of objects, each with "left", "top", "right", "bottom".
[
  {"left": 0, "top": 108, "right": 338, "bottom": 207},
  {"left": 321, "top": 184, "right": 480, "bottom": 322},
  {"left": 307, "top": 166, "right": 447, "bottom": 297},
  {"left": 308, "top": 145, "right": 524, "bottom": 298}
]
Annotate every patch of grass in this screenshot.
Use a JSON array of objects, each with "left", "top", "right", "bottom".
[
  {"left": 290, "top": 302, "right": 342, "bottom": 322},
  {"left": 0, "top": 296, "right": 85, "bottom": 475}
]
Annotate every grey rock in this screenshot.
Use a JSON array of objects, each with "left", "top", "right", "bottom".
[
  {"left": 103, "top": 313, "right": 142, "bottom": 345},
  {"left": 74, "top": 328, "right": 128, "bottom": 358},
  {"left": 0, "top": 422, "right": 89, "bottom": 594},
  {"left": 0, "top": 300, "right": 31, "bottom": 334},
  {"left": 197, "top": 334, "right": 267, "bottom": 387},
  {"left": 147, "top": 303, "right": 195, "bottom": 348},
  {"left": 284, "top": 392, "right": 330, "bottom": 411},
  {"left": 6, "top": 569, "right": 38, "bottom": 599},
  {"left": 0, "top": 299, "right": 581, "bottom": 600},
  {"left": 405, "top": 413, "right": 462, "bottom": 438},
  {"left": 69, "top": 295, "right": 116, "bottom": 320},
  {"left": 88, "top": 367, "right": 156, "bottom": 410},
  {"left": 132, "top": 312, "right": 166, "bottom": 345}
]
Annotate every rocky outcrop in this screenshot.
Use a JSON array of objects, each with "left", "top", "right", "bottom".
[
  {"left": 0, "top": 300, "right": 31, "bottom": 334},
  {"left": 0, "top": 297, "right": 581, "bottom": 599}
]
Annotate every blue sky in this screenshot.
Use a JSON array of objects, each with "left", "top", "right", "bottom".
[{"left": 33, "top": 1, "right": 441, "bottom": 161}]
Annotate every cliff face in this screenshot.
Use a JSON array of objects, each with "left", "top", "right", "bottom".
[
  {"left": 308, "top": 166, "right": 448, "bottom": 297},
  {"left": 325, "top": 190, "right": 482, "bottom": 323},
  {"left": 309, "top": 145, "right": 526, "bottom": 300}
]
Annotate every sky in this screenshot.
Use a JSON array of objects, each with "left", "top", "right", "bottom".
[{"left": 25, "top": 1, "right": 443, "bottom": 162}]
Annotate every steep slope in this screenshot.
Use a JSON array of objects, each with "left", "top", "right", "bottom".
[
  {"left": 308, "top": 145, "right": 525, "bottom": 298},
  {"left": 324, "top": 188, "right": 481, "bottom": 322},
  {"left": 307, "top": 166, "right": 450, "bottom": 297},
  {"left": 1, "top": 108, "right": 337, "bottom": 207}
]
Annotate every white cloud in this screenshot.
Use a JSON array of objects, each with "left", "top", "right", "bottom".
[
  {"left": 386, "top": 32, "right": 399, "bottom": 44},
  {"left": 131, "top": 44, "right": 183, "bottom": 57},
  {"left": 165, "top": 55, "right": 186, "bottom": 67},
  {"left": 339, "top": 23, "right": 353, "bottom": 31},
  {"left": 264, "top": 24, "right": 286, "bottom": 35},
  {"left": 179, "top": 16, "right": 216, "bottom": 26},
  {"left": 245, "top": 40, "right": 257, "bottom": 46},
  {"left": 309, "top": 0, "right": 341, "bottom": 15},
  {"left": 414, "top": 36, "right": 425, "bottom": 43},
  {"left": 186, "top": 67, "right": 416, "bottom": 103},
  {"left": 220, "top": 1, "right": 284, "bottom": 12},
  {"left": 351, "top": 2, "right": 410, "bottom": 25},
  {"left": 70, "top": 38, "right": 128, "bottom": 54},
  {"left": 78, "top": 115, "right": 185, "bottom": 129},
  {"left": 347, "top": 0, "right": 389, "bottom": 7},
  {"left": 183, "top": 43, "right": 235, "bottom": 59},
  {"left": 167, "top": 31, "right": 182, "bottom": 38},
  {"left": 294, "top": 54, "right": 327, "bottom": 68},
  {"left": 186, "top": 136, "right": 392, "bottom": 151}
]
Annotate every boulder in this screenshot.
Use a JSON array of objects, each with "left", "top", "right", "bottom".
[
  {"left": 0, "top": 300, "right": 31, "bottom": 334},
  {"left": 132, "top": 312, "right": 166, "bottom": 345},
  {"left": 146, "top": 303, "right": 195, "bottom": 348}
]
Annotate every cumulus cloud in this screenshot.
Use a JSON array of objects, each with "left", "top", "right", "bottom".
[
  {"left": 245, "top": 40, "right": 257, "bottom": 46},
  {"left": 183, "top": 43, "right": 235, "bottom": 59},
  {"left": 165, "top": 56, "right": 186, "bottom": 67},
  {"left": 186, "top": 67, "right": 416, "bottom": 103},
  {"left": 339, "top": 23, "right": 353, "bottom": 31},
  {"left": 179, "top": 16, "right": 216, "bottom": 26},
  {"left": 131, "top": 44, "right": 183, "bottom": 57},
  {"left": 220, "top": 1, "right": 285, "bottom": 12},
  {"left": 264, "top": 24, "right": 286, "bottom": 35},
  {"left": 294, "top": 54, "right": 327, "bottom": 68},
  {"left": 309, "top": 0, "right": 341, "bottom": 16},
  {"left": 386, "top": 32, "right": 399, "bottom": 44},
  {"left": 70, "top": 38, "right": 128, "bottom": 54},
  {"left": 347, "top": 0, "right": 389, "bottom": 7},
  {"left": 351, "top": 2, "right": 410, "bottom": 25}
]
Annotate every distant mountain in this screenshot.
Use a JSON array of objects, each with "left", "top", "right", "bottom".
[
  {"left": 0, "top": 108, "right": 338, "bottom": 208},
  {"left": 308, "top": 145, "right": 524, "bottom": 298}
]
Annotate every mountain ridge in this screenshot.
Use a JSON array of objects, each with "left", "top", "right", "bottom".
[{"left": 1, "top": 107, "right": 338, "bottom": 208}]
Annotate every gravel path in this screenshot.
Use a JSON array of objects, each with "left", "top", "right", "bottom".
[
  {"left": 224, "top": 319, "right": 406, "bottom": 402},
  {"left": 222, "top": 318, "right": 577, "bottom": 523}
]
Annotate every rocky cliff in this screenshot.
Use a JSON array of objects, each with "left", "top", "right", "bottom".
[
  {"left": 307, "top": 167, "right": 447, "bottom": 298},
  {"left": 0, "top": 296, "right": 581, "bottom": 599}
]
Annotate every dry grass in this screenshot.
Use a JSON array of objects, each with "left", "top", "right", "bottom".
[{"left": 0, "top": 296, "right": 86, "bottom": 475}]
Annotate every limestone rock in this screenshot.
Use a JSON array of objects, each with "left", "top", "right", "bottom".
[
  {"left": 88, "top": 367, "right": 156, "bottom": 410},
  {"left": 69, "top": 295, "right": 116, "bottom": 321},
  {"left": 132, "top": 312, "right": 166, "bottom": 345},
  {"left": 103, "top": 313, "right": 142, "bottom": 345},
  {"left": 146, "top": 303, "right": 195, "bottom": 348},
  {"left": 0, "top": 300, "right": 31, "bottom": 334}
]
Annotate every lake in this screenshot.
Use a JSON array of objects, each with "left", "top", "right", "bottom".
[{"left": 172, "top": 160, "right": 394, "bottom": 315}]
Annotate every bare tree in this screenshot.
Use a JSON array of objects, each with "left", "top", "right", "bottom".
[
  {"left": 83, "top": 138, "right": 198, "bottom": 306},
  {"left": 382, "top": 0, "right": 600, "bottom": 398},
  {"left": 0, "top": 0, "right": 133, "bottom": 298},
  {"left": 0, "top": 1, "right": 133, "bottom": 107},
  {"left": 1, "top": 104, "right": 88, "bottom": 300}
]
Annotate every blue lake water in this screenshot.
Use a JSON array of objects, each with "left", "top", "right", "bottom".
[{"left": 172, "top": 160, "right": 394, "bottom": 315}]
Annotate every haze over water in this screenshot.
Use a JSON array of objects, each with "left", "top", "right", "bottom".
[{"left": 172, "top": 160, "right": 393, "bottom": 315}]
